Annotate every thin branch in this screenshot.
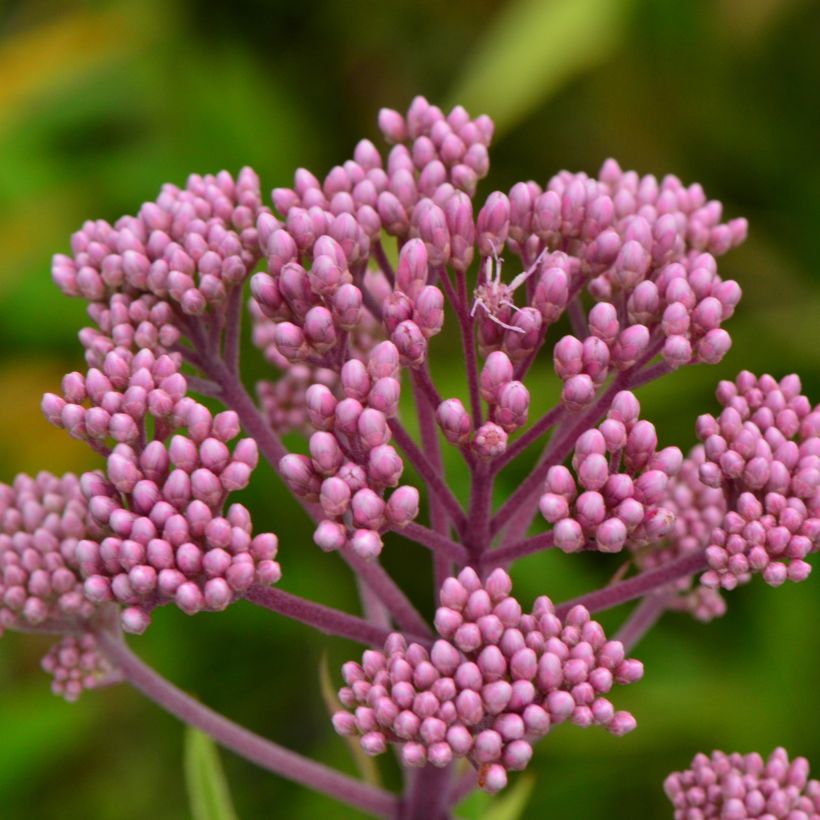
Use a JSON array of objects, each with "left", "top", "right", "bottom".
[
  {"left": 488, "top": 531, "right": 555, "bottom": 565},
  {"left": 455, "top": 268, "right": 482, "bottom": 426},
  {"left": 341, "top": 548, "right": 433, "bottom": 638},
  {"left": 223, "top": 285, "right": 244, "bottom": 375},
  {"left": 491, "top": 403, "right": 563, "bottom": 474},
  {"left": 388, "top": 419, "right": 468, "bottom": 535},
  {"left": 244, "top": 586, "right": 409, "bottom": 647},
  {"left": 96, "top": 631, "right": 398, "bottom": 818},
  {"left": 372, "top": 240, "right": 395, "bottom": 286},
  {"left": 553, "top": 552, "right": 707, "bottom": 619},
  {"left": 614, "top": 593, "right": 671, "bottom": 653},
  {"left": 394, "top": 522, "right": 469, "bottom": 565}
]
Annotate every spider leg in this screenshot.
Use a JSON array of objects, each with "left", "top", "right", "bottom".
[
  {"left": 488, "top": 313, "right": 526, "bottom": 333},
  {"left": 500, "top": 299, "right": 522, "bottom": 313}
]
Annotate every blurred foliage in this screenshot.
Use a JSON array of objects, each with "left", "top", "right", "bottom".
[
  {"left": 0, "top": 0, "right": 818, "bottom": 818},
  {"left": 185, "top": 727, "right": 239, "bottom": 820}
]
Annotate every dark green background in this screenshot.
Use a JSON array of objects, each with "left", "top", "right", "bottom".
[{"left": 1, "top": 0, "right": 819, "bottom": 817}]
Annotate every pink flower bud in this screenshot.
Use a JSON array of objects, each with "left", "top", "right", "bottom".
[
  {"left": 368, "top": 444, "right": 404, "bottom": 487},
  {"left": 386, "top": 486, "right": 420, "bottom": 527},
  {"left": 314, "top": 520, "right": 347, "bottom": 552},
  {"left": 436, "top": 399, "right": 472, "bottom": 444},
  {"left": 562, "top": 375, "right": 595, "bottom": 410},
  {"left": 473, "top": 422, "right": 508, "bottom": 459},
  {"left": 494, "top": 381, "right": 529, "bottom": 431},
  {"left": 350, "top": 529, "right": 383, "bottom": 560}
]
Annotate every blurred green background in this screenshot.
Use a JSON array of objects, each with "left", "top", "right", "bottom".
[{"left": 1, "top": 0, "right": 819, "bottom": 817}]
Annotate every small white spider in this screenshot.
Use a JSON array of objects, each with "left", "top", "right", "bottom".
[{"left": 470, "top": 244, "right": 549, "bottom": 333}]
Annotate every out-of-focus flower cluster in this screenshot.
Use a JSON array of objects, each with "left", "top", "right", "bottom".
[
  {"left": 41, "top": 634, "right": 120, "bottom": 702},
  {"left": 665, "top": 748, "right": 820, "bottom": 819},
  {"left": 0, "top": 472, "right": 96, "bottom": 633},
  {"left": 333, "top": 568, "right": 642, "bottom": 793},
  {"left": 539, "top": 390, "right": 681, "bottom": 554}
]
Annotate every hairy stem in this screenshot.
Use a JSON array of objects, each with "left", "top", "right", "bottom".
[
  {"left": 401, "top": 764, "right": 454, "bottom": 820},
  {"left": 554, "top": 552, "right": 707, "bottom": 619},
  {"left": 488, "top": 531, "right": 555, "bottom": 565},
  {"left": 96, "top": 631, "right": 399, "bottom": 818},
  {"left": 244, "top": 586, "right": 412, "bottom": 647},
  {"left": 492, "top": 403, "right": 563, "bottom": 474},
  {"left": 395, "top": 522, "right": 469, "bottom": 565},
  {"left": 342, "top": 548, "right": 432, "bottom": 638},
  {"left": 455, "top": 268, "right": 483, "bottom": 426},
  {"left": 388, "top": 420, "right": 468, "bottom": 535},
  {"left": 614, "top": 593, "right": 671, "bottom": 653}
]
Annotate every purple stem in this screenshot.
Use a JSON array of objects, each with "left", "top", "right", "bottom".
[
  {"left": 244, "top": 586, "right": 413, "bottom": 647},
  {"left": 455, "top": 268, "right": 483, "bottom": 426},
  {"left": 465, "top": 463, "right": 493, "bottom": 561},
  {"left": 356, "top": 575, "right": 392, "bottom": 631},
  {"left": 395, "top": 522, "right": 469, "bottom": 565},
  {"left": 567, "top": 296, "right": 589, "bottom": 338},
  {"left": 447, "top": 768, "right": 478, "bottom": 808},
  {"left": 96, "top": 631, "right": 398, "bottom": 818},
  {"left": 372, "top": 240, "right": 396, "bottom": 286},
  {"left": 200, "top": 361, "right": 425, "bottom": 637},
  {"left": 554, "top": 552, "right": 707, "bottom": 619},
  {"left": 388, "top": 419, "right": 468, "bottom": 535},
  {"left": 614, "top": 593, "right": 671, "bottom": 653},
  {"left": 410, "top": 366, "right": 444, "bottom": 414},
  {"left": 401, "top": 764, "right": 454, "bottom": 820},
  {"left": 409, "top": 370, "right": 456, "bottom": 589},
  {"left": 491, "top": 403, "right": 564, "bottom": 474},
  {"left": 223, "top": 285, "right": 244, "bottom": 375},
  {"left": 488, "top": 531, "right": 555, "bottom": 565},
  {"left": 341, "top": 547, "right": 432, "bottom": 638}
]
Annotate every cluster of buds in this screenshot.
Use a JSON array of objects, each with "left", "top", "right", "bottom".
[
  {"left": 52, "top": 168, "right": 264, "bottom": 313},
  {"left": 41, "top": 633, "right": 121, "bottom": 702},
  {"left": 695, "top": 372, "right": 819, "bottom": 590},
  {"left": 280, "top": 341, "right": 420, "bottom": 559},
  {"left": 52, "top": 169, "right": 265, "bottom": 374},
  {"left": 636, "top": 446, "right": 728, "bottom": 622},
  {"left": 665, "top": 748, "right": 820, "bottom": 819},
  {"left": 0, "top": 472, "right": 96, "bottom": 633},
  {"left": 75, "top": 405, "right": 278, "bottom": 633},
  {"left": 539, "top": 391, "right": 682, "bottom": 553},
  {"left": 41, "top": 348, "right": 185, "bottom": 449},
  {"left": 499, "top": 160, "right": 747, "bottom": 276},
  {"left": 436, "top": 350, "right": 530, "bottom": 459},
  {"left": 333, "top": 568, "right": 642, "bottom": 793}
]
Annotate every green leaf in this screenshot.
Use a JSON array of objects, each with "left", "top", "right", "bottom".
[
  {"left": 318, "top": 652, "right": 382, "bottom": 787},
  {"left": 184, "top": 726, "right": 239, "bottom": 820},
  {"left": 449, "top": 0, "right": 634, "bottom": 137},
  {"left": 480, "top": 775, "right": 536, "bottom": 820}
]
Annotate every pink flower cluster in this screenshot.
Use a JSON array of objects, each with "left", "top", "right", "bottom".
[
  {"left": 52, "top": 167, "right": 264, "bottom": 318},
  {"left": 695, "top": 372, "right": 819, "bottom": 589},
  {"left": 280, "top": 340, "right": 420, "bottom": 559},
  {"left": 333, "top": 568, "right": 642, "bottom": 793},
  {"left": 40, "top": 346, "right": 281, "bottom": 633},
  {"left": 638, "top": 446, "right": 728, "bottom": 621},
  {"left": 539, "top": 390, "right": 682, "bottom": 553},
  {"left": 76, "top": 411, "right": 279, "bottom": 633},
  {"left": 0, "top": 472, "right": 95, "bottom": 633},
  {"left": 436, "top": 350, "right": 531, "bottom": 459},
  {"left": 665, "top": 748, "right": 820, "bottom": 819},
  {"left": 41, "top": 348, "right": 185, "bottom": 448},
  {"left": 41, "top": 633, "right": 120, "bottom": 702}
]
